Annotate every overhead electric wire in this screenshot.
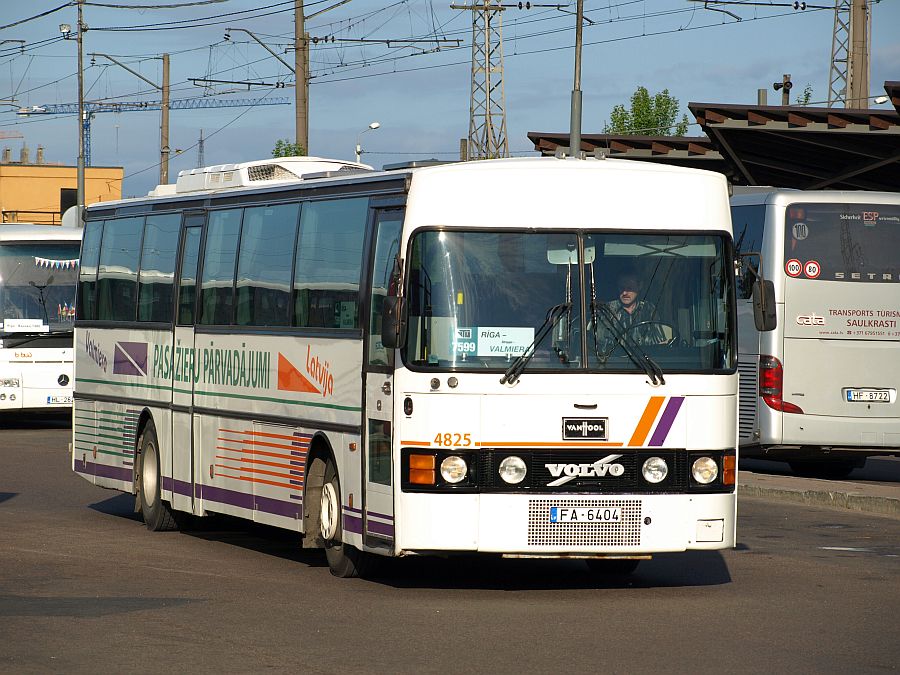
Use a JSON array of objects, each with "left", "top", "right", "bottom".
[{"left": 0, "top": 3, "right": 72, "bottom": 32}]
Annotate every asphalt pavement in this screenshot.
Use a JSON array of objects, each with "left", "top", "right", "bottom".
[{"left": 740, "top": 456, "right": 900, "bottom": 518}]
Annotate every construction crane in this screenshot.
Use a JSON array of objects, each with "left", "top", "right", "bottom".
[{"left": 17, "top": 97, "right": 290, "bottom": 166}]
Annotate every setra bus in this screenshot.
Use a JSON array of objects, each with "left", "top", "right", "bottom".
[
  {"left": 1, "top": 222, "right": 81, "bottom": 413},
  {"left": 731, "top": 189, "right": 900, "bottom": 478},
  {"left": 73, "top": 155, "right": 765, "bottom": 577}
]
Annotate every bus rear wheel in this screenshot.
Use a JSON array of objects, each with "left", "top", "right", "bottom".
[
  {"left": 137, "top": 421, "right": 178, "bottom": 532},
  {"left": 320, "top": 459, "right": 370, "bottom": 578}
]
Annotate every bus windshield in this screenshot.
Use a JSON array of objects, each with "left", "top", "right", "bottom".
[
  {"left": 403, "top": 230, "right": 735, "bottom": 374},
  {"left": 784, "top": 202, "right": 900, "bottom": 283},
  {"left": 0, "top": 242, "right": 79, "bottom": 333}
]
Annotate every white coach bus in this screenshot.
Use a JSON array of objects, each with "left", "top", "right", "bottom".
[
  {"left": 732, "top": 189, "right": 900, "bottom": 478},
  {"left": 0, "top": 223, "right": 81, "bottom": 413},
  {"left": 73, "top": 155, "right": 762, "bottom": 577}
]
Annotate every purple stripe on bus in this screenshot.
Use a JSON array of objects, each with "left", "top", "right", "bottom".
[
  {"left": 648, "top": 396, "right": 685, "bottom": 447},
  {"left": 290, "top": 469, "right": 303, "bottom": 476},
  {"left": 162, "top": 476, "right": 193, "bottom": 497},
  {"left": 367, "top": 510, "right": 394, "bottom": 522},
  {"left": 198, "top": 483, "right": 254, "bottom": 510},
  {"left": 197, "top": 484, "right": 302, "bottom": 519},
  {"left": 345, "top": 504, "right": 362, "bottom": 515},
  {"left": 255, "top": 494, "right": 302, "bottom": 519},
  {"left": 290, "top": 494, "right": 302, "bottom": 501},
  {"left": 343, "top": 513, "right": 363, "bottom": 534},
  {"left": 92, "top": 462, "right": 132, "bottom": 483},
  {"left": 366, "top": 520, "right": 395, "bottom": 537}
]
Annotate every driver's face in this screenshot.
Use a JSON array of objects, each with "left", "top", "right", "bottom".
[{"left": 618, "top": 278, "right": 639, "bottom": 308}]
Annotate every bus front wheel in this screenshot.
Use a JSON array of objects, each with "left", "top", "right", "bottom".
[
  {"left": 137, "top": 420, "right": 178, "bottom": 532},
  {"left": 320, "top": 459, "right": 370, "bottom": 578}
]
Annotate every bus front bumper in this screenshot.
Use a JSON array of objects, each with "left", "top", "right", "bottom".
[{"left": 395, "top": 492, "right": 736, "bottom": 555}]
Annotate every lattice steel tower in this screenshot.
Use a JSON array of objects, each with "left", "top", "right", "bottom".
[
  {"left": 454, "top": 2, "right": 509, "bottom": 159},
  {"left": 827, "top": 0, "right": 870, "bottom": 107}
]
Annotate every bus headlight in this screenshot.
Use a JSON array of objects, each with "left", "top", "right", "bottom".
[
  {"left": 0, "top": 378, "right": 20, "bottom": 387},
  {"left": 440, "top": 456, "right": 468, "bottom": 484},
  {"left": 498, "top": 456, "right": 527, "bottom": 484},
  {"left": 642, "top": 457, "right": 668, "bottom": 483},
  {"left": 692, "top": 457, "right": 719, "bottom": 484}
]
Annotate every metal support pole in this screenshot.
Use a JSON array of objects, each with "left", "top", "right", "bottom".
[
  {"left": 295, "top": 0, "right": 308, "bottom": 153},
  {"left": 568, "top": 0, "right": 584, "bottom": 159},
  {"left": 160, "top": 53, "right": 170, "bottom": 184},
  {"left": 76, "top": 0, "right": 85, "bottom": 224}
]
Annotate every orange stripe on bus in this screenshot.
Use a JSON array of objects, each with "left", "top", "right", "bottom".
[
  {"left": 213, "top": 471, "right": 296, "bottom": 491},
  {"left": 218, "top": 428, "right": 312, "bottom": 443},
  {"left": 216, "top": 436, "right": 308, "bottom": 453},
  {"left": 482, "top": 441, "right": 624, "bottom": 447},
  {"left": 401, "top": 440, "right": 433, "bottom": 446},
  {"left": 628, "top": 396, "right": 666, "bottom": 447},
  {"left": 215, "top": 445, "right": 304, "bottom": 462}
]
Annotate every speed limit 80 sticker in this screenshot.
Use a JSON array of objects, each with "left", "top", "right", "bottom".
[{"left": 804, "top": 260, "right": 821, "bottom": 279}]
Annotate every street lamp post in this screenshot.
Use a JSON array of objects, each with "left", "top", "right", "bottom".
[{"left": 355, "top": 121, "right": 380, "bottom": 163}]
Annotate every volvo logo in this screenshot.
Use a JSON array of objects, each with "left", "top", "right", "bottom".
[
  {"left": 58, "top": 374, "right": 70, "bottom": 386},
  {"left": 545, "top": 454, "right": 624, "bottom": 487}
]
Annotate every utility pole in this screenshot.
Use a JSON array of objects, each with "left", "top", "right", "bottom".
[
  {"left": 295, "top": 0, "right": 308, "bottom": 153},
  {"left": 847, "top": 0, "right": 869, "bottom": 107},
  {"left": 77, "top": 0, "right": 85, "bottom": 225},
  {"left": 452, "top": 2, "right": 508, "bottom": 160},
  {"left": 196, "top": 129, "right": 205, "bottom": 168},
  {"left": 568, "top": 0, "right": 584, "bottom": 158},
  {"left": 827, "top": 0, "right": 870, "bottom": 107},
  {"left": 90, "top": 52, "right": 171, "bottom": 184}
]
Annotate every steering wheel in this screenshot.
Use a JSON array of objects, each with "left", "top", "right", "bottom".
[{"left": 624, "top": 320, "right": 680, "bottom": 346}]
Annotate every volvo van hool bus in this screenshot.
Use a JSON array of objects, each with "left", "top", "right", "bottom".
[
  {"left": 731, "top": 189, "right": 900, "bottom": 478},
  {"left": 73, "top": 154, "right": 758, "bottom": 578},
  {"left": 0, "top": 223, "right": 81, "bottom": 413}
]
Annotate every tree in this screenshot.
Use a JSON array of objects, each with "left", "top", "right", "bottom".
[
  {"left": 796, "top": 84, "right": 814, "bottom": 106},
  {"left": 272, "top": 139, "right": 306, "bottom": 157},
  {"left": 604, "top": 86, "right": 690, "bottom": 136}
]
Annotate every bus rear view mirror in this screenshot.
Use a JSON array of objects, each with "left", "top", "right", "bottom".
[
  {"left": 547, "top": 246, "right": 594, "bottom": 265},
  {"left": 752, "top": 279, "right": 777, "bottom": 332},
  {"left": 381, "top": 296, "right": 407, "bottom": 350}
]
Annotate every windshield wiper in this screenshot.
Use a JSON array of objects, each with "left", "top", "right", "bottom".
[
  {"left": 500, "top": 302, "right": 571, "bottom": 385},
  {"left": 593, "top": 303, "right": 665, "bottom": 385}
]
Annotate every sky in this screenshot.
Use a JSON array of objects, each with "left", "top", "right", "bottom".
[{"left": 1, "top": 0, "right": 898, "bottom": 199}]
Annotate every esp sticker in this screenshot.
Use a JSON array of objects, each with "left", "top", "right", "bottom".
[
  {"left": 785, "top": 259, "right": 802, "bottom": 277},
  {"left": 804, "top": 260, "right": 821, "bottom": 279}
]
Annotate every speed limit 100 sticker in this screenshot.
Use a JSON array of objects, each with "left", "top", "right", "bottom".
[
  {"left": 785, "top": 259, "right": 802, "bottom": 277},
  {"left": 804, "top": 260, "right": 821, "bottom": 279}
]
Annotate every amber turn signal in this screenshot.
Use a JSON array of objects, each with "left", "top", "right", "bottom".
[
  {"left": 723, "top": 454, "right": 736, "bottom": 486},
  {"left": 409, "top": 454, "right": 436, "bottom": 485}
]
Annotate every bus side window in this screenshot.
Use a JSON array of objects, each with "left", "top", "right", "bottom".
[
  {"left": 97, "top": 216, "right": 143, "bottom": 322},
  {"left": 199, "top": 209, "right": 242, "bottom": 326},
  {"left": 78, "top": 218, "right": 104, "bottom": 321},
  {"left": 731, "top": 204, "right": 766, "bottom": 299},
  {"left": 293, "top": 197, "right": 368, "bottom": 329},
  {"left": 177, "top": 225, "right": 202, "bottom": 325},
  {"left": 235, "top": 203, "right": 298, "bottom": 327},
  {"left": 137, "top": 214, "right": 180, "bottom": 323}
]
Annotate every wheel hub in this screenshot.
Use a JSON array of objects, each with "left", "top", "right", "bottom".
[{"left": 320, "top": 482, "right": 339, "bottom": 541}]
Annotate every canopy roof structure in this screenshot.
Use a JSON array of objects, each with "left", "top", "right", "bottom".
[{"left": 528, "top": 81, "right": 900, "bottom": 192}]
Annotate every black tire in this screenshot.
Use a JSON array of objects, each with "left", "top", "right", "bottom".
[
  {"left": 320, "top": 459, "right": 370, "bottom": 578},
  {"left": 788, "top": 460, "right": 859, "bottom": 480},
  {"left": 585, "top": 558, "right": 641, "bottom": 575},
  {"left": 137, "top": 420, "right": 178, "bottom": 532}
]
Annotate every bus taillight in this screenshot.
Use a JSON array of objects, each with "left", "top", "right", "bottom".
[{"left": 759, "top": 355, "right": 804, "bottom": 414}]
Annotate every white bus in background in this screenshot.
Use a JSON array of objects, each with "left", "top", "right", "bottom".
[
  {"left": 73, "top": 154, "right": 762, "bottom": 578},
  {"left": 0, "top": 223, "right": 81, "bottom": 413},
  {"left": 731, "top": 190, "right": 900, "bottom": 478}
]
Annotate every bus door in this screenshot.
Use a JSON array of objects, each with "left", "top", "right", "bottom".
[
  {"left": 170, "top": 214, "right": 204, "bottom": 514},
  {"left": 363, "top": 208, "right": 404, "bottom": 547}
]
